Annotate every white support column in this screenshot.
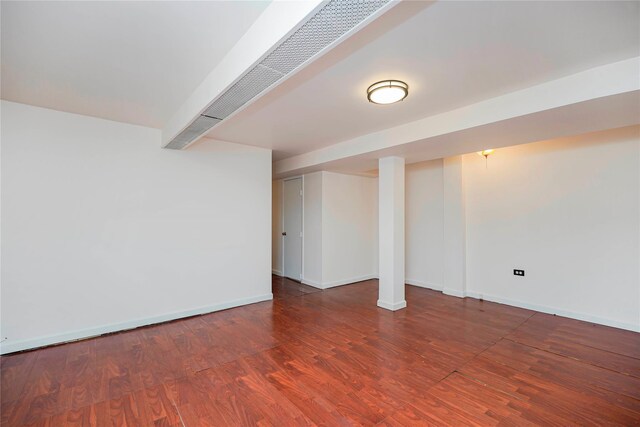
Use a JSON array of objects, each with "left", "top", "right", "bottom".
[
  {"left": 443, "top": 155, "right": 467, "bottom": 297},
  {"left": 378, "top": 156, "right": 406, "bottom": 311}
]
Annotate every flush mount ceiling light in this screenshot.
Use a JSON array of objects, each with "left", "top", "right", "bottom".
[{"left": 367, "top": 80, "right": 408, "bottom": 105}]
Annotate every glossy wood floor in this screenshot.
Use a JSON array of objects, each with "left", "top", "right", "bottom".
[{"left": 2, "top": 277, "right": 639, "bottom": 426}]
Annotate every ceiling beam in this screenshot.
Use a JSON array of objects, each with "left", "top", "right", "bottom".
[
  {"left": 161, "top": 1, "right": 323, "bottom": 148},
  {"left": 274, "top": 57, "right": 640, "bottom": 178},
  {"left": 162, "top": 0, "right": 400, "bottom": 150}
]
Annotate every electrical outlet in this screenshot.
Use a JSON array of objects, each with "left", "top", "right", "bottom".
[{"left": 513, "top": 269, "right": 525, "bottom": 277}]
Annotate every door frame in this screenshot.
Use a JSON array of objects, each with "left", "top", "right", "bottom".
[{"left": 281, "top": 175, "right": 304, "bottom": 281}]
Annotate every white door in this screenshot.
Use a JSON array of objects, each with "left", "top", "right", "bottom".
[{"left": 283, "top": 178, "right": 303, "bottom": 281}]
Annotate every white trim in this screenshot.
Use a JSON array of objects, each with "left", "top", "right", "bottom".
[
  {"left": 405, "top": 278, "right": 443, "bottom": 291},
  {"left": 0, "top": 293, "right": 274, "bottom": 355},
  {"left": 282, "top": 175, "right": 304, "bottom": 282},
  {"left": 443, "top": 288, "right": 466, "bottom": 298},
  {"left": 272, "top": 269, "right": 283, "bottom": 276},
  {"left": 281, "top": 179, "right": 285, "bottom": 277},
  {"left": 301, "top": 175, "right": 305, "bottom": 281},
  {"left": 465, "top": 291, "right": 640, "bottom": 333},
  {"left": 281, "top": 178, "right": 286, "bottom": 277},
  {"left": 301, "top": 278, "right": 323, "bottom": 289},
  {"left": 302, "top": 274, "right": 377, "bottom": 290},
  {"left": 377, "top": 299, "right": 407, "bottom": 311},
  {"left": 323, "top": 274, "right": 377, "bottom": 289}
]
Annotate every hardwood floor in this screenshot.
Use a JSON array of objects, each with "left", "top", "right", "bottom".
[{"left": 2, "top": 276, "right": 639, "bottom": 426}]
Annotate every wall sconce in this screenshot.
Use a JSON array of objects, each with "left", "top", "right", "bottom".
[{"left": 477, "top": 149, "right": 495, "bottom": 168}]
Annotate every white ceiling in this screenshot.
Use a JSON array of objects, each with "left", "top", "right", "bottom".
[
  {"left": 205, "top": 1, "right": 640, "bottom": 160},
  {"left": 1, "top": 1, "right": 269, "bottom": 128}
]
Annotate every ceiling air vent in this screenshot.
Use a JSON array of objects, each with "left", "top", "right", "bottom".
[
  {"left": 202, "top": 64, "right": 284, "bottom": 120},
  {"left": 261, "top": 0, "right": 390, "bottom": 75},
  {"left": 165, "top": 116, "right": 221, "bottom": 150},
  {"left": 165, "top": 0, "right": 391, "bottom": 150}
]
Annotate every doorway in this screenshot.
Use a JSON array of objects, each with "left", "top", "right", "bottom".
[{"left": 283, "top": 177, "right": 303, "bottom": 281}]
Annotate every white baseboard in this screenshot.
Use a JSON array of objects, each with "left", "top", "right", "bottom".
[
  {"left": 465, "top": 291, "right": 640, "bottom": 333},
  {"left": 301, "top": 278, "right": 323, "bottom": 289},
  {"left": 377, "top": 299, "right": 407, "bottom": 311},
  {"left": 272, "top": 269, "right": 283, "bottom": 277},
  {"left": 0, "top": 293, "right": 274, "bottom": 355},
  {"left": 443, "top": 288, "right": 466, "bottom": 298},
  {"left": 302, "top": 274, "right": 377, "bottom": 290},
  {"left": 405, "top": 278, "right": 443, "bottom": 291},
  {"left": 323, "top": 274, "right": 377, "bottom": 289}
]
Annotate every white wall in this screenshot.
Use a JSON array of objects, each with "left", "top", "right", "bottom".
[
  {"left": 272, "top": 171, "right": 377, "bottom": 289},
  {"left": 1, "top": 101, "right": 273, "bottom": 353},
  {"left": 404, "top": 126, "right": 639, "bottom": 331},
  {"left": 464, "top": 126, "right": 639, "bottom": 331},
  {"left": 405, "top": 160, "right": 444, "bottom": 290},
  {"left": 322, "top": 171, "right": 377, "bottom": 288}
]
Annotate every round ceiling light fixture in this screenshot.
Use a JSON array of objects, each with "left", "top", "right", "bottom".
[{"left": 367, "top": 80, "right": 408, "bottom": 105}]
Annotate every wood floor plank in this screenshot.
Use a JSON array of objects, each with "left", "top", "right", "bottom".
[
  {"left": 458, "top": 356, "right": 640, "bottom": 425},
  {"left": 485, "top": 338, "right": 640, "bottom": 402},
  {"left": 2, "top": 277, "right": 639, "bottom": 426},
  {"left": 513, "top": 312, "right": 640, "bottom": 358},
  {"left": 507, "top": 313, "right": 640, "bottom": 378}
]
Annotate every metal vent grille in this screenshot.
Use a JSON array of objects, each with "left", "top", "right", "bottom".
[
  {"left": 165, "top": 116, "right": 221, "bottom": 150},
  {"left": 262, "top": 0, "right": 390, "bottom": 74},
  {"left": 202, "top": 65, "right": 284, "bottom": 120},
  {"left": 165, "top": 0, "right": 391, "bottom": 149}
]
